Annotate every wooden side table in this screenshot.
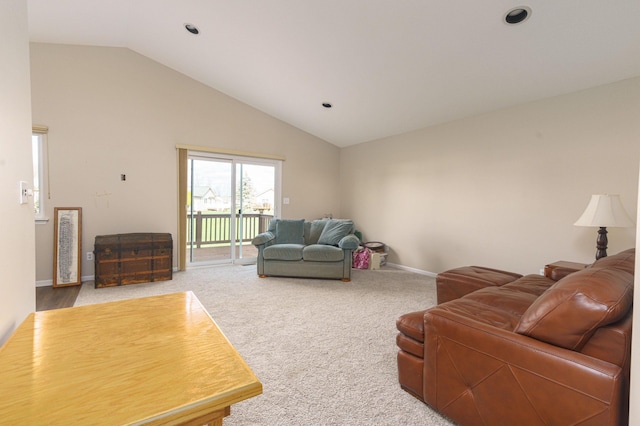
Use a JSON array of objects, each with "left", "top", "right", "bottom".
[{"left": 544, "top": 261, "right": 589, "bottom": 280}]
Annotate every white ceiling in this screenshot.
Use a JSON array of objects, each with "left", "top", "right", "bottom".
[{"left": 27, "top": 1, "right": 640, "bottom": 147}]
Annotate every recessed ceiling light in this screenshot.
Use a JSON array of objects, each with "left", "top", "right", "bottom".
[
  {"left": 185, "top": 24, "right": 199, "bottom": 35},
  {"left": 504, "top": 7, "right": 531, "bottom": 25},
  {"left": 322, "top": 103, "right": 332, "bottom": 108}
]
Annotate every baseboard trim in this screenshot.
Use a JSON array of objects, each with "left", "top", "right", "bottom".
[
  {"left": 35, "top": 280, "right": 51, "bottom": 288},
  {"left": 36, "top": 267, "right": 181, "bottom": 287},
  {"left": 386, "top": 262, "right": 437, "bottom": 278},
  {"left": 36, "top": 275, "right": 96, "bottom": 288}
]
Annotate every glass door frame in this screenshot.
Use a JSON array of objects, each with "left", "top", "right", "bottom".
[{"left": 186, "top": 151, "right": 281, "bottom": 267}]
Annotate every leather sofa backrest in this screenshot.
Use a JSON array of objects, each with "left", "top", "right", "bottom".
[
  {"left": 589, "top": 247, "right": 635, "bottom": 274},
  {"left": 514, "top": 267, "right": 634, "bottom": 350}
]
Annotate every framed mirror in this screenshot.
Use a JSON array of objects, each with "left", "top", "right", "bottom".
[{"left": 53, "top": 207, "right": 82, "bottom": 287}]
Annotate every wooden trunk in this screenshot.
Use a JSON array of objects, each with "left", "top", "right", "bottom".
[{"left": 94, "top": 233, "right": 172, "bottom": 288}]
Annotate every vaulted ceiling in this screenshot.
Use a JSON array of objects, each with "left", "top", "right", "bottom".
[{"left": 27, "top": 1, "right": 640, "bottom": 147}]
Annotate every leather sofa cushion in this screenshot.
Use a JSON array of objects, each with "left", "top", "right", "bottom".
[
  {"left": 589, "top": 248, "right": 635, "bottom": 274},
  {"left": 396, "top": 310, "right": 427, "bottom": 342},
  {"left": 396, "top": 333, "right": 424, "bottom": 357},
  {"left": 502, "top": 274, "right": 556, "bottom": 297},
  {"left": 397, "top": 275, "right": 554, "bottom": 345},
  {"left": 435, "top": 284, "right": 538, "bottom": 331},
  {"left": 302, "top": 244, "right": 344, "bottom": 262},
  {"left": 439, "top": 265, "right": 522, "bottom": 285},
  {"left": 515, "top": 267, "right": 634, "bottom": 350},
  {"left": 263, "top": 244, "right": 304, "bottom": 261},
  {"left": 436, "top": 266, "right": 523, "bottom": 304}
]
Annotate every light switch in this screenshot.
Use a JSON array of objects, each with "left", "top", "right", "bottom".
[{"left": 283, "top": 197, "right": 290, "bottom": 205}]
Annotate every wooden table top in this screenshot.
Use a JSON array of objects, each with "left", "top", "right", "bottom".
[{"left": 0, "top": 291, "right": 262, "bottom": 425}]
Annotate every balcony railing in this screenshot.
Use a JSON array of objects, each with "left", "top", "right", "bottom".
[{"left": 187, "top": 212, "right": 273, "bottom": 248}]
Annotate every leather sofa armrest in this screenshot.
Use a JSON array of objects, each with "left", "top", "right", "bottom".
[
  {"left": 251, "top": 231, "right": 275, "bottom": 247},
  {"left": 422, "top": 308, "right": 627, "bottom": 425},
  {"left": 338, "top": 234, "right": 360, "bottom": 250},
  {"left": 547, "top": 266, "right": 582, "bottom": 281},
  {"left": 544, "top": 262, "right": 589, "bottom": 281}
]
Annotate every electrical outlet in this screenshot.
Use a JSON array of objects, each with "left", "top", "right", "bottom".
[
  {"left": 19, "top": 181, "right": 31, "bottom": 204},
  {"left": 87, "top": 252, "right": 94, "bottom": 261}
]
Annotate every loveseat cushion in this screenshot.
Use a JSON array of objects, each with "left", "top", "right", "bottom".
[
  {"left": 275, "top": 219, "right": 305, "bottom": 244},
  {"left": 514, "top": 267, "right": 634, "bottom": 350},
  {"left": 317, "top": 219, "right": 354, "bottom": 245},
  {"left": 263, "top": 244, "right": 304, "bottom": 261},
  {"left": 306, "top": 219, "right": 329, "bottom": 245},
  {"left": 302, "top": 244, "right": 344, "bottom": 261}
]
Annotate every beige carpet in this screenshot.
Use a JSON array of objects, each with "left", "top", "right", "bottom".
[{"left": 75, "top": 265, "right": 455, "bottom": 426}]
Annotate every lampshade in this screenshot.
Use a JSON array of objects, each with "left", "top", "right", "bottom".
[{"left": 574, "top": 194, "right": 635, "bottom": 228}]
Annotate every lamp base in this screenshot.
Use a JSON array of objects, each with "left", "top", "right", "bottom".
[{"left": 595, "top": 226, "right": 608, "bottom": 260}]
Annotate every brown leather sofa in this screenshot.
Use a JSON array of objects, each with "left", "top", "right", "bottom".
[{"left": 396, "top": 249, "right": 634, "bottom": 425}]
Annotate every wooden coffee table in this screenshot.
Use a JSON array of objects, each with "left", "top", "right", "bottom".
[{"left": 0, "top": 291, "right": 262, "bottom": 425}]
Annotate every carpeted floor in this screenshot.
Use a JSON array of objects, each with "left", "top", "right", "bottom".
[{"left": 75, "top": 265, "right": 455, "bottom": 426}]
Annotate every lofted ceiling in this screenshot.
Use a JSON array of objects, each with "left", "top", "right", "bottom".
[{"left": 27, "top": 1, "right": 640, "bottom": 147}]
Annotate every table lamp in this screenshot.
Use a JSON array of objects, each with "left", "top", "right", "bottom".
[{"left": 574, "top": 194, "right": 634, "bottom": 260}]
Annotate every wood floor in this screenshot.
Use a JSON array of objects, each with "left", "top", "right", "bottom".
[
  {"left": 34, "top": 244, "right": 257, "bottom": 311},
  {"left": 36, "top": 285, "right": 82, "bottom": 311}
]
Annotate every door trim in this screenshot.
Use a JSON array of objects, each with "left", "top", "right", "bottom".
[{"left": 177, "top": 148, "right": 282, "bottom": 269}]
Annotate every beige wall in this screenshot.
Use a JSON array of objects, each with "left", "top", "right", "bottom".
[
  {"left": 30, "top": 43, "right": 341, "bottom": 283},
  {"left": 31, "top": 45, "right": 639, "bottom": 282},
  {"left": 341, "top": 77, "right": 640, "bottom": 275},
  {"left": 0, "top": 0, "right": 35, "bottom": 343}
]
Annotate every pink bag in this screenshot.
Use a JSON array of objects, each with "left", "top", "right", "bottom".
[{"left": 352, "top": 247, "right": 371, "bottom": 269}]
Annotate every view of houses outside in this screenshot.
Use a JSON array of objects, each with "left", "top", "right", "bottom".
[{"left": 188, "top": 161, "right": 274, "bottom": 215}]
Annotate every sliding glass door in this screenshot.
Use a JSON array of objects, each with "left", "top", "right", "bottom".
[{"left": 187, "top": 153, "right": 279, "bottom": 266}]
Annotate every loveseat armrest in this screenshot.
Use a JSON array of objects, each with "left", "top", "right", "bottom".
[
  {"left": 338, "top": 234, "right": 360, "bottom": 250},
  {"left": 423, "top": 308, "right": 627, "bottom": 426},
  {"left": 251, "top": 231, "right": 275, "bottom": 247}
]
